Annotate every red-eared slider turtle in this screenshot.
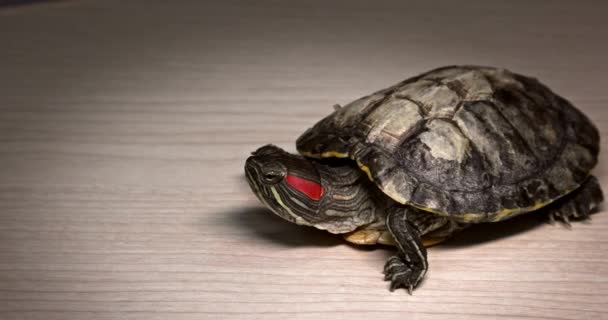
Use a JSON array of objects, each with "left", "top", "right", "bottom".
[{"left": 244, "top": 65, "right": 603, "bottom": 292}]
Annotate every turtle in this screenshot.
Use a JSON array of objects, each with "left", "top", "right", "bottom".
[{"left": 244, "top": 65, "right": 603, "bottom": 293}]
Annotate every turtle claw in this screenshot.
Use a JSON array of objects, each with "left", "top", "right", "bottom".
[
  {"left": 549, "top": 203, "right": 585, "bottom": 227},
  {"left": 383, "top": 255, "right": 425, "bottom": 293},
  {"left": 548, "top": 211, "right": 556, "bottom": 224},
  {"left": 547, "top": 176, "right": 603, "bottom": 227}
]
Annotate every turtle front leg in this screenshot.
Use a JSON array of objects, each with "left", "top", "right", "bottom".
[{"left": 383, "top": 207, "right": 427, "bottom": 293}]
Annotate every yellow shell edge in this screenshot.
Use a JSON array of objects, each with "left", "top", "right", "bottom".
[
  {"left": 300, "top": 150, "right": 349, "bottom": 159},
  {"left": 300, "top": 150, "right": 584, "bottom": 222}
]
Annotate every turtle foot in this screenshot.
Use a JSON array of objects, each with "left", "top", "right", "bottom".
[
  {"left": 383, "top": 255, "right": 426, "bottom": 294},
  {"left": 548, "top": 176, "right": 603, "bottom": 227}
]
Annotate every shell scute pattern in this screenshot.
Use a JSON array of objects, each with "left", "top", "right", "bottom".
[{"left": 296, "top": 66, "right": 599, "bottom": 222}]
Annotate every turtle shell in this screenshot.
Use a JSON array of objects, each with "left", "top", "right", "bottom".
[{"left": 296, "top": 66, "right": 599, "bottom": 223}]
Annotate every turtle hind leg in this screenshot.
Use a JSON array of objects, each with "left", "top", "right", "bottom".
[{"left": 547, "top": 175, "right": 603, "bottom": 226}]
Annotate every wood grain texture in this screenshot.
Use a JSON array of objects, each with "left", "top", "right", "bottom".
[{"left": 0, "top": 1, "right": 607, "bottom": 319}]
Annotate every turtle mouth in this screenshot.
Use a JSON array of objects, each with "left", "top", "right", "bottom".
[{"left": 245, "top": 157, "right": 299, "bottom": 224}]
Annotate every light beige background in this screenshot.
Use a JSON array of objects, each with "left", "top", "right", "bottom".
[{"left": 1, "top": 1, "right": 607, "bottom": 319}]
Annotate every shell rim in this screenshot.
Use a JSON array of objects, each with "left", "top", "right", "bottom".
[{"left": 300, "top": 150, "right": 586, "bottom": 222}]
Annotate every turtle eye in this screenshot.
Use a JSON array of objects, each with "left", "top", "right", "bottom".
[
  {"left": 262, "top": 171, "right": 284, "bottom": 184},
  {"left": 260, "top": 161, "right": 286, "bottom": 184}
]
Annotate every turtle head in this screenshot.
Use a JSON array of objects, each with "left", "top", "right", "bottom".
[{"left": 245, "top": 145, "right": 324, "bottom": 227}]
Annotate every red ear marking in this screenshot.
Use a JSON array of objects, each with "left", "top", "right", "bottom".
[{"left": 285, "top": 175, "right": 324, "bottom": 200}]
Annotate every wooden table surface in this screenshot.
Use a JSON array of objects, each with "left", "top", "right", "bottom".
[{"left": 1, "top": 1, "right": 607, "bottom": 319}]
